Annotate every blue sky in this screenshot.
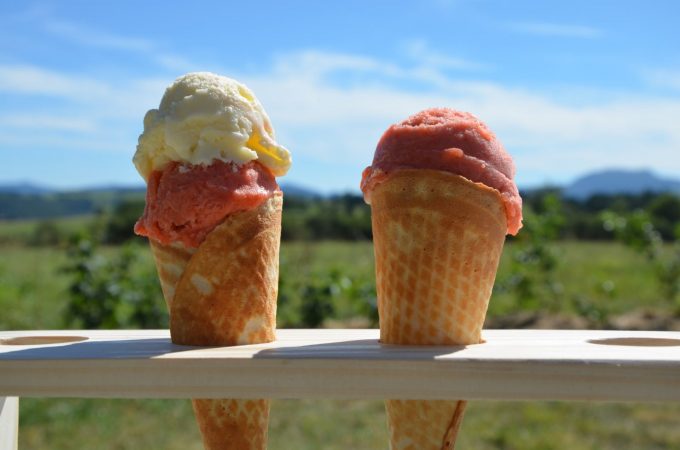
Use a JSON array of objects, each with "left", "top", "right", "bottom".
[{"left": 1, "top": 1, "right": 679, "bottom": 193}]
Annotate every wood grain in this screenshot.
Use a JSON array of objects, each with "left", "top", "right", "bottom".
[
  {"left": 0, "top": 397, "right": 18, "bottom": 450},
  {"left": 1, "top": 329, "right": 679, "bottom": 402}
]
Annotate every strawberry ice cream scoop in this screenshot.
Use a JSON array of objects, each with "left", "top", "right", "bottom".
[
  {"left": 135, "top": 160, "right": 279, "bottom": 248},
  {"left": 361, "top": 108, "right": 522, "bottom": 235}
]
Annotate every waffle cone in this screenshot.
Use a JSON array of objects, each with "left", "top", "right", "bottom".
[
  {"left": 149, "top": 193, "right": 283, "bottom": 450},
  {"left": 369, "top": 169, "right": 506, "bottom": 450}
]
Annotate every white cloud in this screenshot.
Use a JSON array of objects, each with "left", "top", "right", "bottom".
[
  {"left": 508, "top": 22, "right": 603, "bottom": 38},
  {"left": 44, "top": 19, "right": 154, "bottom": 53},
  {"left": 642, "top": 68, "right": 680, "bottom": 92},
  {"left": 0, "top": 64, "right": 166, "bottom": 112},
  {"left": 2, "top": 48, "right": 680, "bottom": 190},
  {"left": 403, "top": 40, "right": 486, "bottom": 71},
  {"left": 41, "top": 17, "right": 195, "bottom": 71},
  {"left": 0, "top": 65, "right": 112, "bottom": 99},
  {"left": 238, "top": 50, "right": 680, "bottom": 188},
  {"left": 7, "top": 6, "right": 196, "bottom": 72},
  {"left": 0, "top": 114, "right": 96, "bottom": 132}
]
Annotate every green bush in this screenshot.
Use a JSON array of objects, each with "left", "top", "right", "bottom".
[
  {"left": 501, "top": 193, "right": 565, "bottom": 311},
  {"left": 101, "top": 200, "right": 145, "bottom": 244},
  {"left": 28, "top": 220, "right": 64, "bottom": 246},
  {"left": 62, "top": 236, "right": 165, "bottom": 329},
  {"left": 601, "top": 209, "right": 680, "bottom": 312},
  {"left": 277, "top": 262, "right": 377, "bottom": 328}
]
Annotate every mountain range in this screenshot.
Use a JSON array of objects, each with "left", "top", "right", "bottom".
[
  {"left": 2, "top": 169, "right": 679, "bottom": 198},
  {"left": 1, "top": 169, "right": 679, "bottom": 220},
  {"left": 562, "top": 169, "right": 680, "bottom": 199},
  {"left": 0, "top": 181, "right": 318, "bottom": 198}
]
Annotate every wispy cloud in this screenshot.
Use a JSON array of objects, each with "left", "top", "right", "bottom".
[
  {"left": 8, "top": 6, "right": 195, "bottom": 72},
  {"left": 44, "top": 20, "right": 154, "bottom": 53},
  {"left": 2, "top": 48, "right": 679, "bottom": 189},
  {"left": 642, "top": 68, "right": 680, "bottom": 92},
  {"left": 508, "top": 22, "right": 603, "bottom": 38},
  {"left": 0, "top": 65, "right": 112, "bottom": 99},
  {"left": 239, "top": 50, "right": 680, "bottom": 187},
  {"left": 403, "top": 40, "right": 486, "bottom": 71},
  {"left": 43, "top": 18, "right": 194, "bottom": 72},
  {"left": 0, "top": 63, "right": 168, "bottom": 155},
  {"left": 0, "top": 114, "right": 96, "bottom": 132}
]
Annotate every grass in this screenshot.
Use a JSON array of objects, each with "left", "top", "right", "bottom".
[
  {"left": 17, "top": 399, "right": 680, "bottom": 449},
  {"left": 490, "top": 241, "right": 666, "bottom": 318},
  {"left": 0, "top": 246, "right": 71, "bottom": 330},
  {"left": 1, "top": 224, "right": 679, "bottom": 448},
  {"left": 0, "top": 215, "right": 93, "bottom": 245},
  {"left": 1, "top": 240, "right": 665, "bottom": 332}
]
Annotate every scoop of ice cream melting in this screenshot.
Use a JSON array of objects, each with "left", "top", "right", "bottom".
[
  {"left": 361, "top": 108, "right": 522, "bottom": 235},
  {"left": 133, "top": 72, "right": 291, "bottom": 180}
]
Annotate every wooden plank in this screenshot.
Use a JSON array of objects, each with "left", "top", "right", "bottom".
[
  {"left": 0, "top": 397, "right": 19, "bottom": 450},
  {"left": 1, "top": 329, "right": 679, "bottom": 402}
]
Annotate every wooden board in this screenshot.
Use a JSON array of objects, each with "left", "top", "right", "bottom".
[
  {"left": 1, "top": 329, "right": 679, "bottom": 402},
  {"left": 0, "top": 397, "right": 18, "bottom": 450}
]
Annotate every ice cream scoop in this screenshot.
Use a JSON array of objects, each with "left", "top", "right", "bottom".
[
  {"left": 361, "top": 107, "right": 522, "bottom": 235},
  {"left": 134, "top": 160, "right": 279, "bottom": 248},
  {"left": 133, "top": 72, "right": 291, "bottom": 180}
]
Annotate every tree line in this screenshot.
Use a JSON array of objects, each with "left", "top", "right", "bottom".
[
  {"left": 12, "top": 189, "right": 680, "bottom": 247},
  {"left": 87, "top": 189, "right": 680, "bottom": 244}
]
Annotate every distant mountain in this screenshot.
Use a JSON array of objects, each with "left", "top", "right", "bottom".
[
  {"left": 280, "top": 182, "right": 320, "bottom": 198},
  {"left": 564, "top": 169, "right": 680, "bottom": 199},
  {"left": 0, "top": 182, "right": 54, "bottom": 195},
  {"left": 0, "top": 181, "right": 317, "bottom": 197},
  {"left": 0, "top": 182, "right": 146, "bottom": 195},
  {"left": 4, "top": 169, "right": 679, "bottom": 220},
  {"left": 0, "top": 181, "right": 321, "bottom": 220},
  {"left": 77, "top": 184, "right": 145, "bottom": 194}
]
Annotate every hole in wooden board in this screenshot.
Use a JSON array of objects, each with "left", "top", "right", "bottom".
[
  {"left": 588, "top": 337, "right": 680, "bottom": 347},
  {"left": 0, "top": 336, "right": 88, "bottom": 345}
]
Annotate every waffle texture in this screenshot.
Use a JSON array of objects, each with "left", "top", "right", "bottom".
[
  {"left": 149, "top": 193, "right": 282, "bottom": 450},
  {"left": 193, "top": 398, "right": 270, "bottom": 450},
  {"left": 370, "top": 169, "right": 506, "bottom": 449}
]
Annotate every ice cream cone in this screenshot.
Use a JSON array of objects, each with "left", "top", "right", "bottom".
[
  {"left": 169, "top": 193, "right": 282, "bottom": 347},
  {"left": 149, "top": 193, "right": 283, "bottom": 450},
  {"left": 192, "top": 398, "right": 270, "bottom": 450},
  {"left": 148, "top": 241, "right": 195, "bottom": 312},
  {"left": 370, "top": 169, "right": 506, "bottom": 450}
]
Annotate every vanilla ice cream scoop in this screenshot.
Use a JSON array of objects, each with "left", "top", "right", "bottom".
[{"left": 133, "top": 72, "right": 291, "bottom": 180}]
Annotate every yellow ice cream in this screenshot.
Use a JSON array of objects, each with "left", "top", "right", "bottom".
[{"left": 133, "top": 72, "right": 291, "bottom": 180}]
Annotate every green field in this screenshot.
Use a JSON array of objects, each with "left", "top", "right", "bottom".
[
  {"left": 0, "top": 240, "right": 670, "bottom": 331},
  {"left": 2, "top": 219, "right": 680, "bottom": 449},
  {"left": 16, "top": 398, "right": 680, "bottom": 450}
]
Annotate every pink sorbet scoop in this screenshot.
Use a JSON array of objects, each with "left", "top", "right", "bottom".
[{"left": 361, "top": 108, "right": 523, "bottom": 235}]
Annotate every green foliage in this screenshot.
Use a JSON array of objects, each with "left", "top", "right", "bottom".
[
  {"left": 276, "top": 243, "right": 377, "bottom": 328},
  {"left": 282, "top": 194, "right": 372, "bottom": 241},
  {"left": 101, "top": 199, "right": 145, "bottom": 244},
  {"left": 299, "top": 275, "right": 338, "bottom": 328},
  {"left": 602, "top": 209, "right": 680, "bottom": 312},
  {"left": 519, "top": 189, "right": 680, "bottom": 241},
  {"left": 502, "top": 193, "right": 565, "bottom": 310},
  {"left": 300, "top": 269, "right": 377, "bottom": 327},
  {"left": 28, "top": 220, "right": 65, "bottom": 246},
  {"left": 0, "top": 192, "right": 94, "bottom": 220},
  {"left": 278, "top": 265, "right": 377, "bottom": 328},
  {"left": 647, "top": 194, "right": 680, "bottom": 240},
  {"left": 0, "top": 189, "right": 145, "bottom": 220},
  {"left": 6, "top": 190, "right": 679, "bottom": 246},
  {"left": 500, "top": 194, "right": 612, "bottom": 323},
  {"left": 61, "top": 236, "right": 165, "bottom": 329}
]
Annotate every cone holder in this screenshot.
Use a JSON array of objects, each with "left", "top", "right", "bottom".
[{"left": 2, "top": 328, "right": 680, "bottom": 449}]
